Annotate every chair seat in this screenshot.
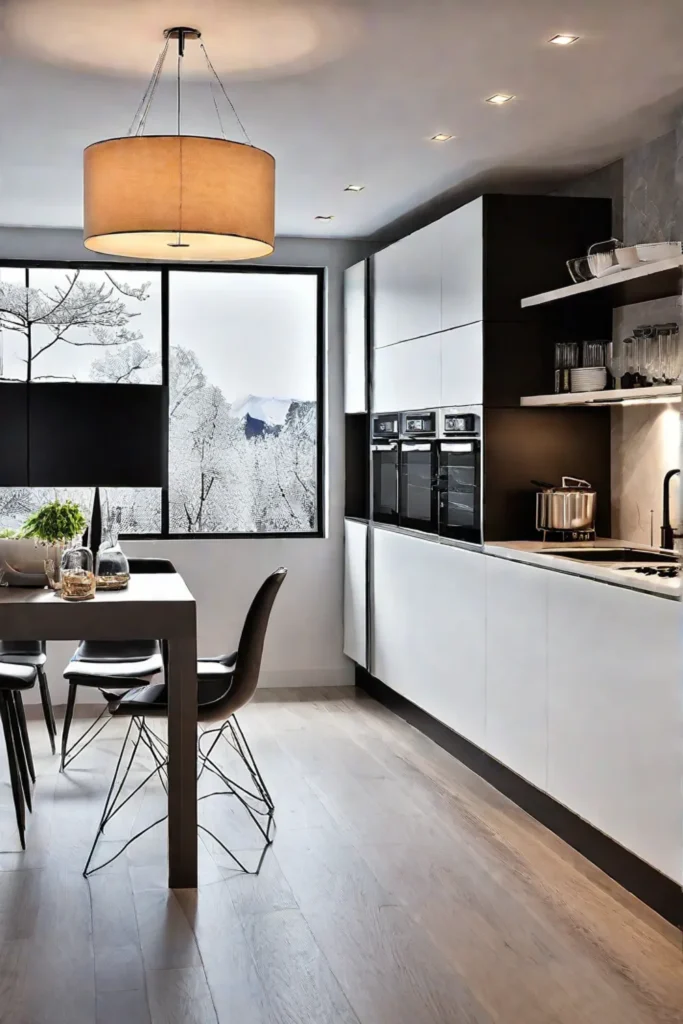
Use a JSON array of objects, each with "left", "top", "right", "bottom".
[
  {"left": 76, "top": 639, "right": 160, "bottom": 663},
  {"left": 0, "top": 663, "right": 37, "bottom": 689},
  {"left": 0, "top": 652, "right": 47, "bottom": 667},
  {"left": 105, "top": 670, "right": 234, "bottom": 718},
  {"left": 64, "top": 653, "right": 164, "bottom": 685}
]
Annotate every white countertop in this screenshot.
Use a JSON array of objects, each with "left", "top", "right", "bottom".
[{"left": 484, "top": 539, "right": 681, "bottom": 600}]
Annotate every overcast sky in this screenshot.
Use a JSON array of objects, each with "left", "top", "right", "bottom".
[{"left": 170, "top": 271, "right": 318, "bottom": 403}]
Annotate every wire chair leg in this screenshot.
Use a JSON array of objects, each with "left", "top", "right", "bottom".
[
  {"left": 38, "top": 667, "right": 57, "bottom": 754},
  {"left": 229, "top": 717, "right": 274, "bottom": 809},
  {"left": 13, "top": 692, "right": 35, "bottom": 784},
  {"left": 0, "top": 692, "right": 26, "bottom": 849},
  {"left": 7, "top": 693, "right": 32, "bottom": 812}
]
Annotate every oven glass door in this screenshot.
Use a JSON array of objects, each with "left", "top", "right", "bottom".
[
  {"left": 399, "top": 442, "right": 438, "bottom": 533},
  {"left": 372, "top": 443, "right": 399, "bottom": 524},
  {"left": 438, "top": 439, "right": 481, "bottom": 543}
]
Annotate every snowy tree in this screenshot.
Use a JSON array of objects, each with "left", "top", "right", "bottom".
[
  {"left": 0, "top": 270, "right": 151, "bottom": 381},
  {"left": 89, "top": 341, "right": 156, "bottom": 384}
]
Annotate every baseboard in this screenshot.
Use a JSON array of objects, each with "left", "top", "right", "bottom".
[{"left": 356, "top": 667, "right": 682, "bottom": 929}]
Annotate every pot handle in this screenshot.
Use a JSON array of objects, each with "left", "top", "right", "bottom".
[{"left": 561, "top": 476, "right": 591, "bottom": 489}]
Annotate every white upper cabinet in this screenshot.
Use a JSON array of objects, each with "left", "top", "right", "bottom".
[
  {"left": 373, "top": 333, "right": 442, "bottom": 413},
  {"left": 546, "top": 573, "right": 681, "bottom": 881},
  {"left": 373, "top": 220, "right": 442, "bottom": 348},
  {"left": 441, "top": 199, "right": 484, "bottom": 331},
  {"left": 343, "top": 518, "right": 368, "bottom": 667},
  {"left": 343, "top": 261, "right": 368, "bottom": 413},
  {"left": 440, "top": 322, "right": 483, "bottom": 407},
  {"left": 372, "top": 527, "right": 486, "bottom": 747}
]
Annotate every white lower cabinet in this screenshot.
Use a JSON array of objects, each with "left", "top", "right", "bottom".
[
  {"left": 372, "top": 528, "right": 486, "bottom": 747},
  {"left": 546, "top": 573, "right": 681, "bottom": 881},
  {"left": 484, "top": 557, "right": 548, "bottom": 789},
  {"left": 343, "top": 519, "right": 368, "bottom": 668}
]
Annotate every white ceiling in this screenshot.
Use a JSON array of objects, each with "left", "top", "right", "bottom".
[{"left": 1, "top": 0, "right": 683, "bottom": 240}]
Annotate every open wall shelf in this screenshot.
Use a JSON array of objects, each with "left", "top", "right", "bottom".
[
  {"left": 520, "top": 384, "right": 681, "bottom": 408},
  {"left": 521, "top": 256, "right": 683, "bottom": 309}
]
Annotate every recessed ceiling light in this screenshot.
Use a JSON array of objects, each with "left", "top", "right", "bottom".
[
  {"left": 430, "top": 133, "right": 454, "bottom": 142},
  {"left": 486, "top": 93, "right": 515, "bottom": 105},
  {"left": 315, "top": 214, "right": 334, "bottom": 220},
  {"left": 549, "top": 34, "right": 579, "bottom": 46},
  {"left": 344, "top": 184, "right": 365, "bottom": 192}
]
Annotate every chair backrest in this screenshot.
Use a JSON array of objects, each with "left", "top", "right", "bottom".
[
  {"left": 209, "top": 568, "right": 287, "bottom": 719},
  {"left": 128, "top": 558, "right": 176, "bottom": 574},
  {"left": 0, "top": 640, "right": 45, "bottom": 656}
]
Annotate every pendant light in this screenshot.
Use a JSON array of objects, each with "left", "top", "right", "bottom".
[{"left": 83, "top": 27, "right": 275, "bottom": 261}]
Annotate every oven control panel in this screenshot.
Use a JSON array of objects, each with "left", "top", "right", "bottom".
[
  {"left": 401, "top": 411, "right": 436, "bottom": 435},
  {"left": 444, "top": 413, "right": 477, "bottom": 434},
  {"left": 372, "top": 414, "right": 399, "bottom": 438}
]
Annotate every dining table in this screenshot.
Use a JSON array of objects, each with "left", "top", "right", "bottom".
[{"left": 0, "top": 572, "right": 198, "bottom": 888}]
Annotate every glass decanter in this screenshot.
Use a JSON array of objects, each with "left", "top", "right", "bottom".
[
  {"left": 60, "top": 546, "right": 96, "bottom": 601},
  {"left": 96, "top": 508, "right": 130, "bottom": 590}
]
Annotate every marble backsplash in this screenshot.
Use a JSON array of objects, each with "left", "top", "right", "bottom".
[{"left": 611, "top": 402, "right": 680, "bottom": 547}]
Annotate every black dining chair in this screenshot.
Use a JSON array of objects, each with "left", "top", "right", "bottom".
[
  {"left": 59, "top": 558, "right": 176, "bottom": 770},
  {"left": 0, "top": 662, "right": 38, "bottom": 849},
  {"left": 82, "top": 567, "right": 287, "bottom": 877},
  {"left": 0, "top": 641, "right": 57, "bottom": 753}
]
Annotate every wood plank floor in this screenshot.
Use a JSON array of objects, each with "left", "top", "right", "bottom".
[{"left": 1, "top": 686, "right": 681, "bottom": 1023}]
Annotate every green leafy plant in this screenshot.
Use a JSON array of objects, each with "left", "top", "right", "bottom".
[
  {"left": 0, "top": 528, "right": 17, "bottom": 539},
  {"left": 20, "top": 500, "right": 87, "bottom": 545}
]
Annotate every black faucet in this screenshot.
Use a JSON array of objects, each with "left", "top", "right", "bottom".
[{"left": 661, "top": 468, "right": 680, "bottom": 550}]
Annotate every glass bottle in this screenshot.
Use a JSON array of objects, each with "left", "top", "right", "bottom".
[
  {"left": 60, "top": 546, "right": 96, "bottom": 601},
  {"left": 96, "top": 507, "right": 130, "bottom": 590}
]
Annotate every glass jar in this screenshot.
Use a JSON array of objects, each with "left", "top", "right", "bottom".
[
  {"left": 95, "top": 509, "right": 130, "bottom": 590},
  {"left": 60, "top": 546, "right": 96, "bottom": 601}
]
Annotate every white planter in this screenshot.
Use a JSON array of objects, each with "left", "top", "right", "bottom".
[{"left": 0, "top": 538, "right": 63, "bottom": 586}]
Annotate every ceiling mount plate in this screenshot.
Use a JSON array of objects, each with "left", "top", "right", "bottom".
[
  {"left": 164, "top": 27, "right": 201, "bottom": 56},
  {"left": 164, "top": 27, "right": 202, "bottom": 41}
]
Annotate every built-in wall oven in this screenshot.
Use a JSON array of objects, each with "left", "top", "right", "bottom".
[
  {"left": 399, "top": 410, "right": 438, "bottom": 533},
  {"left": 371, "top": 413, "right": 399, "bottom": 525},
  {"left": 437, "top": 407, "right": 482, "bottom": 544}
]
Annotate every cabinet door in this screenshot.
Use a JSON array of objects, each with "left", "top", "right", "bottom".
[
  {"left": 441, "top": 198, "right": 484, "bottom": 331},
  {"left": 343, "top": 261, "right": 367, "bottom": 413},
  {"left": 373, "top": 334, "right": 441, "bottom": 413},
  {"left": 373, "top": 221, "right": 442, "bottom": 348},
  {"left": 343, "top": 519, "right": 368, "bottom": 667},
  {"left": 440, "top": 322, "right": 483, "bottom": 408},
  {"left": 485, "top": 557, "right": 548, "bottom": 788},
  {"left": 372, "top": 528, "right": 486, "bottom": 746},
  {"left": 547, "top": 574, "right": 681, "bottom": 881}
]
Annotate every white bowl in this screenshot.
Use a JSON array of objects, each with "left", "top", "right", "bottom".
[
  {"left": 635, "top": 241, "right": 682, "bottom": 262},
  {"left": 615, "top": 246, "right": 640, "bottom": 269}
]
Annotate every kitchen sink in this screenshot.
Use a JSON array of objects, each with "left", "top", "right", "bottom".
[{"left": 540, "top": 548, "right": 680, "bottom": 563}]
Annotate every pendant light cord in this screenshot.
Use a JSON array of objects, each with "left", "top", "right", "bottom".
[
  {"left": 128, "top": 38, "right": 170, "bottom": 136},
  {"left": 176, "top": 47, "right": 184, "bottom": 245},
  {"left": 200, "top": 42, "right": 252, "bottom": 146}
]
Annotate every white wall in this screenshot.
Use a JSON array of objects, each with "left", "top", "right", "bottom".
[{"left": 0, "top": 229, "right": 372, "bottom": 703}]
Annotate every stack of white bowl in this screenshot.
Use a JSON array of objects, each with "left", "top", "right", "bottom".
[{"left": 570, "top": 367, "right": 607, "bottom": 393}]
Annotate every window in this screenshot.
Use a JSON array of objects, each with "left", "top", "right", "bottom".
[
  {"left": 0, "top": 266, "right": 161, "bottom": 383},
  {"left": 0, "top": 264, "right": 323, "bottom": 539},
  {"left": 168, "top": 270, "right": 320, "bottom": 534}
]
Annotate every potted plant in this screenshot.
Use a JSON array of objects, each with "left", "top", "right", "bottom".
[{"left": 0, "top": 500, "right": 87, "bottom": 587}]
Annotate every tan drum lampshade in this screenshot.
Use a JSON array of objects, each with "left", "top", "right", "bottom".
[{"left": 83, "top": 135, "right": 275, "bottom": 261}]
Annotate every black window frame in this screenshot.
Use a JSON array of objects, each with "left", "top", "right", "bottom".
[{"left": 0, "top": 259, "right": 326, "bottom": 540}]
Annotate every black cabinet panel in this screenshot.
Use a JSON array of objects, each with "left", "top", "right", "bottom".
[
  {"left": 28, "top": 384, "right": 168, "bottom": 487},
  {"left": 0, "top": 383, "right": 28, "bottom": 485}
]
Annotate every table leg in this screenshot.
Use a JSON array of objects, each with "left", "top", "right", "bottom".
[{"left": 166, "top": 629, "right": 198, "bottom": 888}]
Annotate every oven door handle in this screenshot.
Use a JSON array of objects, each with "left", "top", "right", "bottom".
[
  {"left": 440, "top": 441, "right": 477, "bottom": 453},
  {"left": 401, "top": 442, "right": 433, "bottom": 452}
]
